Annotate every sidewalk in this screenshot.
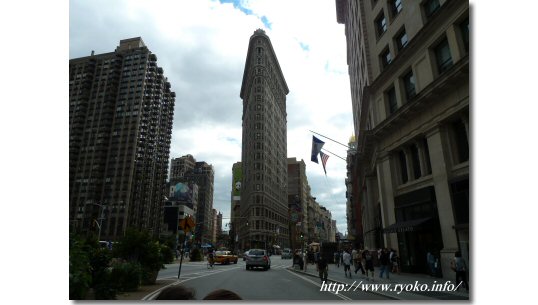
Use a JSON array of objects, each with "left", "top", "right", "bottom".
[{"left": 289, "top": 262, "right": 469, "bottom": 300}]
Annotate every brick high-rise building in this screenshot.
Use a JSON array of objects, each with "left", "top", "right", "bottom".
[
  {"left": 69, "top": 37, "right": 175, "bottom": 240},
  {"left": 238, "top": 29, "right": 290, "bottom": 250}
]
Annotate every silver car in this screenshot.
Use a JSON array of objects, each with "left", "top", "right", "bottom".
[{"left": 245, "top": 249, "right": 271, "bottom": 270}]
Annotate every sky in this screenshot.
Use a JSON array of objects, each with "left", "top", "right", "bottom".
[{"left": 69, "top": 0, "right": 354, "bottom": 234}]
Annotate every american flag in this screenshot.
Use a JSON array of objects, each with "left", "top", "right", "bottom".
[{"left": 320, "top": 151, "right": 329, "bottom": 175}]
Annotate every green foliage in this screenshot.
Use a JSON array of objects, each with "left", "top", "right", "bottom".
[
  {"left": 189, "top": 247, "right": 203, "bottom": 261},
  {"left": 110, "top": 261, "right": 141, "bottom": 292},
  {"left": 92, "top": 268, "right": 116, "bottom": 300},
  {"left": 69, "top": 235, "right": 92, "bottom": 300},
  {"left": 160, "top": 243, "right": 175, "bottom": 264},
  {"left": 113, "top": 228, "right": 164, "bottom": 284}
]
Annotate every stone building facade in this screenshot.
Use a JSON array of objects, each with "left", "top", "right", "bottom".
[
  {"left": 238, "top": 29, "right": 290, "bottom": 251},
  {"left": 336, "top": 0, "right": 469, "bottom": 277}
]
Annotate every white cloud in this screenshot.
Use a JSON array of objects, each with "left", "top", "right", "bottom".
[{"left": 70, "top": 0, "right": 353, "bottom": 234}]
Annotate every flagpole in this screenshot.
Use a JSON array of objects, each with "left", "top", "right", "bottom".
[
  {"left": 321, "top": 148, "right": 346, "bottom": 161},
  {"left": 309, "top": 130, "right": 351, "bottom": 149}
]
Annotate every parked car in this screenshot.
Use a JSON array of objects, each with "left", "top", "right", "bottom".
[
  {"left": 281, "top": 248, "right": 292, "bottom": 259},
  {"left": 214, "top": 250, "right": 238, "bottom": 264},
  {"left": 245, "top": 249, "right": 271, "bottom": 271}
]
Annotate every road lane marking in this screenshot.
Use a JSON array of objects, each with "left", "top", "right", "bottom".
[
  {"left": 145, "top": 266, "right": 242, "bottom": 300},
  {"left": 284, "top": 268, "right": 352, "bottom": 300}
]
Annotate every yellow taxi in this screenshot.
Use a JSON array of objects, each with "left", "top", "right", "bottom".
[{"left": 214, "top": 250, "right": 238, "bottom": 265}]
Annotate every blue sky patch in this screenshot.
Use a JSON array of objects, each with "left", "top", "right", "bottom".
[
  {"left": 218, "top": 0, "right": 272, "bottom": 29},
  {"left": 299, "top": 42, "right": 310, "bottom": 51}
]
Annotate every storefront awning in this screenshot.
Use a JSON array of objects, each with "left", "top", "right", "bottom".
[{"left": 382, "top": 217, "right": 432, "bottom": 234}]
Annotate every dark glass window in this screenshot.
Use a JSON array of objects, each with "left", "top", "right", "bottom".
[
  {"left": 422, "top": 138, "right": 432, "bottom": 175},
  {"left": 435, "top": 38, "right": 453, "bottom": 73},
  {"left": 376, "top": 13, "right": 387, "bottom": 37},
  {"left": 396, "top": 29, "right": 408, "bottom": 50},
  {"left": 391, "top": 0, "right": 403, "bottom": 17},
  {"left": 398, "top": 150, "right": 408, "bottom": 184},
  {"left": 387, "top": 87, "right": 397, "bottom": 114},
  {"left": 460, "top": 18, "right": 469, "bottom": 52},
  {"left": 411, "top": 144, "right": 421, "bottom": 179},
  {"left": 403, "top": 70, "right": 416, "bottom": 100},
  {"left": 381, "top": 48, "right": 392, "bottom": 69},
  {"left": 452, "top": 120, "right": 469, "bottom": 163},
  {"left": 424, "top": 0, "right": 440, "bottom": 18}
]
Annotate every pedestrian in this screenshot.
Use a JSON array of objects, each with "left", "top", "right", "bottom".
[
  {"left": 203, "top": 289, "right": 242, "bottom": 300},
  {"left": 317, "top": 253, "right": 329, "bottom": 283},
  {"left": 363, "top": 248, "right": 375, "bottom": 280},
  {"left": 354, "top": 248, "right": 365, "bottom": 275},
  {"left": 450, "top": 251, "right": 469, "bottom": 291},
  {"left": 390, "top": 249, "right": 400, "bottom": 274},
  {"left": 334, "top": 251, "right": 340, "bottom": 268},
  {"left": 427, "top": 251, "right": 436, "bottom": 276},
  {"left": 303, "top": 250, "right": 308, "bottom": 272},
  {"left": 342, "top": 249, "right": 352, "bottom": 278},
  {"left": 379, "top": 248, "right": 390, "bottom": 279},
  {"left": 155, "top": 285, "right": 196, "bottom": 300}
]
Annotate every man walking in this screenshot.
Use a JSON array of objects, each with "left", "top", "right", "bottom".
[
  {"left": 379, "top": 248, "right": 390, "bottom": 279},
  {"left": 317, "top": 254, "right": 329, "bottom": 283},
  {"left": 342, "top": 249, "right": 352, "bottom": 278}
]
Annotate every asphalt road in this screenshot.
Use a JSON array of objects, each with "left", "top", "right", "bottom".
[{"left": 151, "top": 256, "right": 389, "bottom": 300}]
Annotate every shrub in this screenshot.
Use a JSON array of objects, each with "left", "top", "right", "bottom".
[
  {"left": 160, "top": 243, "right": 175, "bottom": 264},
  {"left": 113, "top": 228, "right": 164, "bottom": 285},
  {"left": 110, "top": 261, "right": 141, "bottom": 292},
  {"left": 69, "top": 236, "right": 91, "bottom": 300}
]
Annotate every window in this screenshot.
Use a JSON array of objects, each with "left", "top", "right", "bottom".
[
  {"left": 422, "top": 138, "right": 432, "bottom": 175},
  {"left": 411, "top": 144, "right": 421, "bottom": 179},
  {"left": 380, "top": 48, "right": 392, "bottom": 69},
  {"left": 391, "top": 0, "right": 402, "bottom": 17},
  {"left": 387, "top": 87, "right": 398, "bottom": 114},
  {"left": 451, "top": 120, "right": 469, "bottom": 164},
  {"left": 395, "top": 28, "right": 408, "bottom": 50},
  {"left": 402, "top": 70, "right": 416, "bottom": 100},
  {"left": 423, "top": 0, "right": 440, "bottom": 19},
  {"left": 434, "top": 38, "right": 453, "bottom": 73},
  {"left": 375, "top": 12, "right": 387, "bottom": 37},
  {"left": 398, "top": 150, "right": 408, "bottom": 184},
  {"left": 460, "top": 18, "right": 469, "bottom": 53}
]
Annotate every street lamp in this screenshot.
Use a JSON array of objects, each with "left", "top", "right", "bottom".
[{"left": 85, "top": 202, "right": 106, "bottom": 241}]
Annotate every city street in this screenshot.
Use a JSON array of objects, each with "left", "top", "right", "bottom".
[{"left": 148, "top": 256, "right": 389, "bottom": 300}]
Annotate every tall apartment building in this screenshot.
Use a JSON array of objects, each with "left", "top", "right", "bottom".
[
  {"left": 170, "top": 155, "right": 215, "bottom": 245},
  {"left": 336, "top": 0, "right": 469, "bottom": 277},
  {"left": 69, "top": 37, "right": 175, "bottom": 240},
  {"left": 238, "top": 29, "right": 290, "bottom": 251}
]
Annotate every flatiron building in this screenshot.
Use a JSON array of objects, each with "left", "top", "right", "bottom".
[{"left": 238, "top": 29, "right": 290, "bottom": 250}]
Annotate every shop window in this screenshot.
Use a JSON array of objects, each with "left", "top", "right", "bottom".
[{"left": 451, "top": 120, "right": 469, "bottom": 164}]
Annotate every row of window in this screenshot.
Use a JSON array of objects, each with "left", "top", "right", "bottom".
[
  {"left": 395, "top": 119, "right": 468, "bottom": 186},
  {"left": 383, "top": 15, "right": 468, "bottom": 116}
]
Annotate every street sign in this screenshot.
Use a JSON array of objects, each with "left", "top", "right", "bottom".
[{"left": 179, "top": 216, "right": 195, "bottom": 233}]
